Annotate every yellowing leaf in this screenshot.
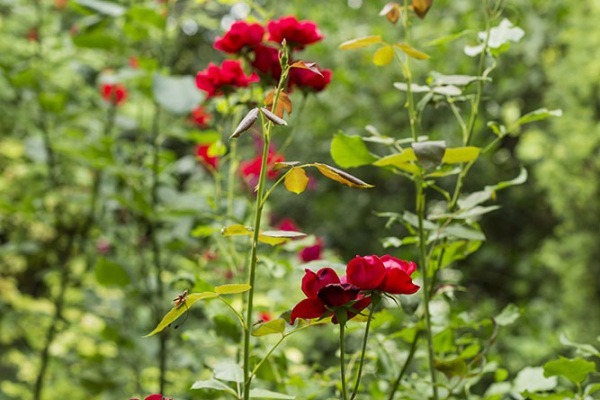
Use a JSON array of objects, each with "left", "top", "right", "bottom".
[
  {"left": 412, "top": 0, "right": 433, "bottom": 19},
  {"left": 258, "top": 230, "right": 306, "bottom": 246},
  {"left": 264, "top": 90, "right": 292, "bottom": 118},
  {"left": 339, "top": 35, "right": 383, "bottom": 50},
  {"left": 394, "top": 43, "right": 430, "bottom": 60},
  {"left": 284, "top": 167, "right": 310, "bottom": 194},
  {"left": 379, "top": 3, "right": 401, "bottom": 24},
  {"left": 144, "top": 292, "right": 218, "bottom": 337},
  {"left": 252, "top": 318, "right": 286, "bottom": 336},
  {"left": 221, "top": 224, "right": 253, "bottom": 236},
  {"left": 373, "top": 45, "right": 395, "bottom": 66},
  {"left": 313, "top": 163, "right": 374, "bottom": 189},
  {"left": 442, "top": 147, "right": 481, "bottom": 164},
  {"left": 215, "top": 283, "right": 251, "bottom": 295},
  {"left": 373, "top": 149, "right": 417, "bottom": 166}
]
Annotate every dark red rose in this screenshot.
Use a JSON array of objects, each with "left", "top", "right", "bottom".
[
  {"left": 240, "top": 149, "right": 285, "bottom": 189},
  {"left": 190, "top": 106, "right": 211, "bottom": 128},
  {"left": 299, "top": 238, "right": 324, "bottom": 262},
  {"left": 347, "top": 255, "right": 420, "bottom": 295},
  {"left": 277, "top": 218, "right": 300, "bottom": 232},
  {"left": 195, "top": 144, "right": 219, "bottom": 169},
  {"left": 289, "top": 66, "right": 332, "bottom": 92},
  {"left": 214, "top": 21, "right": 265, "bottom": 54},
  {"left": 267, "top": 16, "right": 323, "bottom": 49},
  {"left": 196, "top": 60, "right": 259, "bottom": 98},
  {"left": 101, "top": 83, "right": 127, "bottom": 105},
  {"left": 378, "top": 255, "right": 420, "bottom": 294},
  {"left": 346, "top": 255, "right": 386, "bottom": 290},
  {"left": 251, "top": 44, "right": 282, "bottom": 82}
]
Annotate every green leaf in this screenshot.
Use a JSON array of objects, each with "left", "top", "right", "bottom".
[
  {"left": 191, "top": 225, "right": 217, "bottom": 237},
  {"left": 191, "top": 379, "right": 237, "bottom": 395},
  {"left": 221, "top": 224, "right": 253, "bottom": 236},
  {"left": 516, "top": 108, "right": 562, "bottom": 126},
  {"left": 393, "top": 82, "right": 430, "bottom": 93},
  {"left": 144, "top": 292, "right": 218, "bottom": 337},
  {"left": 94, "top": 258, "right": 130, "bottom": 287},
  {"left": 491, "top": 167, "right": 527, "bottom": 191},
  {"left": 313, "top": 163, "right": 374, "bottom": 189},
  {"left": 430, "top": 72, "right": 480, "bottom": 86},
  {"left": 214, "top": 360, "right": 244, "bottom": 383},
  {"left": 435, "top": 358, "right": 468, "bottom": 378},
  {"left": 373, "top": 149, "right": 419, "bottom": 174},
  {"left": 412, "top": 141, "right": 446, "bottom": 170},
  {"left": 252, "top": 319, "right": 286, "bottom": 336},
  {"left": 75, "top": 0, "right": 125, "bottom": 16},
  {"left": 259, "top": 230, "right": 307, "bottom": 246},
  {"left": 72, "top": 31, "right": 121, "bottom": 50},
  {"left": 442, "top": 147, "right": 480, "bottom": 164},
  {"left": 373, "top": 45, "right": 395, "bottom": 66},
  {"left": 331, "top": 132, "right": 378, "bottom": 168},
  {"left": 394, "top": 43, "right": 430, "bottom": 60},
  {"left": 513, "top": 367, "right": 557, "bottom": 394},
  {"left": 495, "top": 304, "right": 520, "bottom": 326},
  {"left": 249, "top": 388, "right": 295, "bottom": 399},
  {"left": 152, "top": 74, "right": 204, "bottom": 115},
  {"left": 339, "top": 35, "right": 383, "bottom": 50},
  {"left": 430, "top": 224, "right": 485, "bottom": 241},
  {"left": 543, "top": 357, "right": 596, "bottom": 384},
  {"left": 284, "top": 167, "right": 310, "bottom": 194},
  {"left": 215, "top": 284, "right": 251, "bottom": 295},
  {"left": 559, "top": 333, "right": 600, "bottom": 357}
]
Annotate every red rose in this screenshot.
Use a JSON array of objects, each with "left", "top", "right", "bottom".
[
  {"left": 251, "top": 44, "right": 282, "bottom": 82},
  {"left": 190, "top": 106, "right": 211, "bottom": 128},
  {"left": 299, "top": 238, "right": 324, "bottom": 262},
  {"left": 240, "top": 149, "right": 285, "bottom": 189},
  {"left": 346, "top": 255, "right": 420, "bottom": 295},
  {"left": 267, "top": 16, "right": 323, "bottom": 49},
  {"left": 346, "top": 255, "right": 386, "bottom": 290},
  {"left": 101, "top": 83, "right": 127, "bottom": 105},
  {"left": 195, "top": 144, "right": 219, "bottom": 169},
  {"left": 289, "top": 66, "right": 332, "bottom": 92},
  {"left": 214, "top": 21, "right": 265, "bottom": 54},
  {"left": 277, "top": 218, "right": 300, "bottom": 232},
  {"left": 196, "top": 60, "right": 259, "bottom": 98},
  {"left": 378, "top": 255, "right": 420, "bottom": 295}
]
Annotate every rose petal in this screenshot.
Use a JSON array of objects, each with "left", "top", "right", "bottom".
[
  {"left": 381, "top": 254, "right": 417, "bottom": 275},
  {"left": 380, "top": 268, "right": 420, "bottom": 295},
  {"left": 346, "top": 255, "right": 386, "bottom": 290},
  {"left": 290, "top": 298, "right": 327, "bottom": 323},
  {"left": 301, "top": 268, "right": 341, "bottom": 298},
  {"left": 318, "top": 283, "right": 359, "bottom": 308}
]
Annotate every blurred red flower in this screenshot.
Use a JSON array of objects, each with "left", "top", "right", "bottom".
[
  {"left": 251, "top": 44, "right": 282, "bottom": 82},
  {"left": 299, "top": 238, "right": 324, "bottom": 262},
  {"left": 277, "top": 218, "right": 300, "bottom": 232},
  {"left": 240, "top": 149, "right": 284, "bottom": 189},
  {"left": 214, "top": 21, "right": 265, "bottom": 54},
  {"left": 101, "top": 83, "right": 127, "bottom": 105},
  {"left": 195, "top": 144, "right": 219, "bottom": 169},
  {"left": 130, "top": 395, "right": 172, "bottom": 400},
  {"left": 289, "top": 66, "right": 332, "bottom": 92},
  {"left": 190, "top": 106, "right": 211, "bottom": 128},
  {"left": 196, "top": 60, "right": 259, "bottom": 98},
  {"left": 347, "top": 255, "right": 419, "bottom": 295},
  {"left": 290, "top": 268, "right": 371, "bottom": 324},
  {"left": 267, "top": 16, "right": 323, "bottom": 49},
  {"left": 258, "top": 311, "right": 273, "bottom": 322}
]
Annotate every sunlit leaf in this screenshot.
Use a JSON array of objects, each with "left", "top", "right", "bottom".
[
  {"left": 144, "top": 292, "right": 218, "bottom": 336},
  {"left": 259, "top": 230, "right": 307, "bottom": 246},
  {"left": 373, "top": 149, "right": 417, "bottom": 167},
  {"left": 394, "top": 43, "right": 430, "bottom": 60},
  {"left": 75, "top": 0, "right": 125, "bottom": 16},
  {"left": 435, "top": 358, "right": 467, "bottom": 378},
  {"left": 495, "top": 304, "right": 520, "bottom": 326},
  {"left": 559, "top": 334, "right": 600, "bottom": 358},
  {"left": 249, "top": 388, "right": 296, "bottom": 399},
  {"left": 411, "top": 0, "right": 433, "bottom": 19},
  {"left": 339, "top": 35, "right": 383, "bottom": 50},
  {"left": 221, "top": 224, "right": 253, "bottom": 236},
  {"left": 442, "top": 147, "right": 480, "bottom": 164},
  {"left": 214, "top": 284, "right": 251, "bottom": 295},
  {"left": 432, "top": 85, "right": 462, "bottom": 96},
  {"left": 331, "top": 132, "right": 378, "bottom": 168},
  {"left": 313, "top": 163, "right": 374, "bottom": 188},
  {"left": 514, "top": 367, "right": 558, "bottom": 394},
  {"left": 284, "top": 167, "right": 310, "bottom": 194},
  {"left": 191, "top": 379, "right": 237, "bottom": 395},
  {"left": 393, "top": 82, "right": 430, "bottom": 93},
  {"left": 252, "top": 319, "right": 286, "bottom": 336},
  {"left": 413, "top": 140, "right": 445, "bottom": 170},
  {"left": 373, "top": 45, "right": 395, "bottom": 66},
  {"left": 214, "top": 360, "right": 244, "bottom": 383},
  {"left": 431, "top": 72, "right": 480, "bottom": 86},
  {"left": 516, "top": 108, "right": 562, "bottom": 126},
  {"left": 230, "top": 108, "right": 259, "bottom": 139},
  {"left": 544, "top": 357, "right": 596, "bottom": 385}
]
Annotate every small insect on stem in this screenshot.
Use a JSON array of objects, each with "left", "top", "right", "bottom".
[{"left": 171, "top": 289, "right": 189, "bottom": 329}]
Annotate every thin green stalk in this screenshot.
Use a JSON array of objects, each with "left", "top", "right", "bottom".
[
  {"left": 416, "top": 182, "right": 439, "bottom": 400},
  {"left": 350, "top": 303, "right": 376, "bottom": 400},
  {"left": 401, "top": 0, "right": 418, "bottom": 142},
  {"left": 339, "top": 324, "right": 349, "bottom": 400},
  {"left": 387, "top": 331, "right": 420, "bottom": 400},
  {"left": 249, "top": 335, "right": 285, "bottom": 379}
]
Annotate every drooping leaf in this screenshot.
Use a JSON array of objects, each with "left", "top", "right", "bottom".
[
  {"left": 430, "top": 224, "right": 485, "bottom": 242},
  {"left": 331, "top": 132, "right": 378, "bottom": 168},
  {"left": 215, "top": 284, "right": 251, "bottom": 295},
  {"left": 221, "top": 224, "right": 253, "bottom": 236},
  {"left": 432, "top": 85, "right": 462, "bottom": 96},
  {"left": 260, "top": 107, "right": 287, "bottom": 126},
  {"left": 559, "top": 334, "right": 600, "bottom": 358},
  {"left": 412, "top": 140, "right": 446, "bottom": 170},
  {"left": 252, "top": 319, "right": 286, "bottom": 336},
  {"left": 230, "top": 108, "right": 259, "bottom": 139},
  {"left": 374, "top": 149, "right": 418, "bottom": 167},
  {"left": 264, "top": 90, "right": 292, "bottom": 118},
  {"left": 435, "top": 358, "right": 468, "bottom": 378},
  {"left": 191, "top": 379, "right": 237, "bottom": 395},
  {"left": 284, "top": 167, "right": 310, "bottom": 194},
  {"left": 153, "top": 74, "right": 204, "bottom": 115},
  {"left": 516, "top": 108, "right": 562, "bottom": 126},
  {"left": 393, "top": 82, "right": 431, "bottom": 93},
  {"left": 259, "top": 230, "right": 307, "bottom": 246},
  {"left": 214, "top": 360, "right": 244, "bottom": 383},
  {"left": 543, "top": 357, "right": 596, "bottom": 385},
  {"left": 495, "top": 304, "right": 520, "bottom": 326},
  {"left": 442, "top": 147, "right": 480, "bottom": 164},
  {"left": 249, "top": 388, "right": 296, "bottom": 399},
  {"left": 290, "top": 61, "right": 323, "bottom": 76},
  {"left": 394, "top": 43, "right": 430, "bottom": 60},
  {"left": 411, "top": 0, "right": 433, "bottom": 19},
  {"left": 144, "top": 292, "right": 218, "bottom": 336},
  {"left": 373, "top": 45, "right": 395, "bottom": 66},
  {"left": 339, "top": 35, "right": 383, "bottom": 50},
  {"left": 95, "top": 258, "right": 130, "bottom": 287},
  {"left": 313, "top": 163, "right": 374, "bottom": 188}
]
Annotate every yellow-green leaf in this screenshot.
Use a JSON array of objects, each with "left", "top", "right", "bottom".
[
  {"left": 442, "top": 147, "right": 481, "bottom": 164},
  {"left": 373, "top": 149, "right": 418, "bottom": 166},
  {"left": 144, "top": 292, "right": 218, "bottom": 337},
  {"left": 284, "top": 167, "right": 310, "bottom": 194},
  {"left": 313, "top": 163, "right": 374, "bottom": 189},
  {"left": 252, "top": 318, "right": 286, "bottom": 336},
  {"left": 221, "top": 224, "right": 253, "bottom": 236},
  {"left": 339, "top": 35, "right": 383, "bottom": 50},
  {"left": 373, "top": 45, "right": 395, "bottom": 66},
  {"left": 394, "top": 43, "right": 430, "bottom": 60},
  {"left": 258, "top": 230, "right": 306, "bottom": 246},
  {"left": 215, "top": 283, "right": 251, "bottom": 295}
]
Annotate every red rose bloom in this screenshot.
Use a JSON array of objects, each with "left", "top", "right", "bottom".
[
  {"left": 190, "top": 106, "right": 211, "bottom": 128},
  {"left": 251, "top": 44, "right": 282, "bottom": 82},
  {"left": 299, "top": 238, "right": 324, "bottom": 262},
  {"left": 289, "top": 66, "right": 332, "bottom": 92},
  {"left": 195, "top": 144, "right": 219, "bottom": 169},
  {"left": 214, "top": 21, "right": 265, "bottom": 54},
  {"left": 267, "top": 16, "right": 323, "bottom": 49},
  {"left": 196, "top": 60, "right": 259, "bottom": 98},
  {"left": 240, "top": 149, "right": 285, "bottom": 189},
  {"left": 291, "top": 268, "right": 371, "bottom": 324},
  {"left": 347, "top": 255, "right": 419, "bottom": 295},
  {"left": 101, "top": 83, "right": 127, "bottom": 105},
  {"left": 277, "top": 218, "right": 300, "bottom": 232}
]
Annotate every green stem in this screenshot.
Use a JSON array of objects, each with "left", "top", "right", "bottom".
[
  {"left": 339, "top": 324, "right": 349, "bottom": 400},
  {"left": 387, "top": 331, "right": 420, "bottom": 400},
  {"left": 350, "top": 303, "right": 376, "bottom": 400},
  {"left": 249, "top": 335, "right": 285, "bottom": 379},
  {"left": 416, "top": 181, "right": 438, "bottom": 399},
  {"left": 401, "top": 0, "right": 418, "bottom": 142}
]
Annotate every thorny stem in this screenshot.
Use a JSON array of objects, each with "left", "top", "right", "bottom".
[
  {"left": 340, "top": 324, "right": 349, "bottom": 400},
  {"left": 387, "top": 331, "right": 420, "bottom": 400},
  {"left": 350, "top": 303, "right": 376, "bottom": 400}
]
